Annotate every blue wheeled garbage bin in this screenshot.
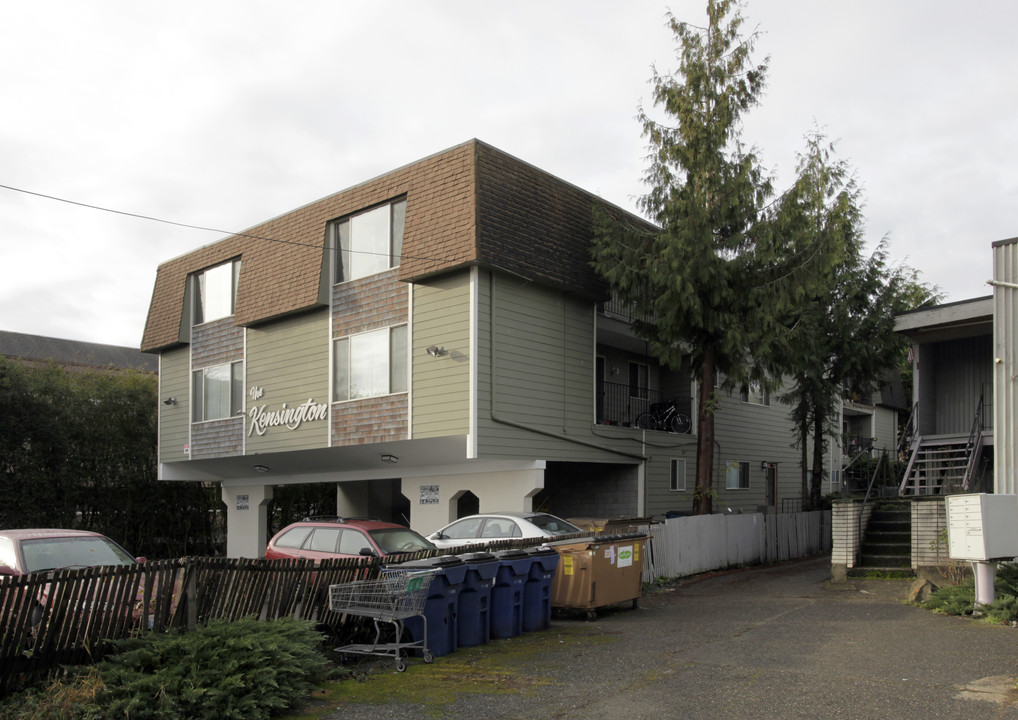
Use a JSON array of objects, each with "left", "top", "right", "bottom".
[
  {"left": 523, "top": 546, "right": 559, "bottom": 632},
  {"left": 490, "top": 549, "right": 532, "bottom": 639},
  {"left": 455, "top": 551, "right": 498, "bottom": 647},
  {"left": 394, "top": 555, "right": 466, "bottom": 658}
]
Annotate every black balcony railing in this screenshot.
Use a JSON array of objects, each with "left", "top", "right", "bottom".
[{"left": 596, "top": 381, "right": 691, "bottom": 430}]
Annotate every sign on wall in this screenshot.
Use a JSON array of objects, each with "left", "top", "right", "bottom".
[
  {"left": 419, "top": 485, "right": 439, "bottom": 505},
  {"left": 246, "top": 386, "right": 328, "bottom": 437}
]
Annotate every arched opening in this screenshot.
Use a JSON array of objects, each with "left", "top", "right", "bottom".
[{"left": 456, "top": 490, "right": 479, "bottom": 519}]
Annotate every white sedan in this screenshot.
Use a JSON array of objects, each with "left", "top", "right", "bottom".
[{"left": 427, "top": 512, "right": 583, "bottom": 549}]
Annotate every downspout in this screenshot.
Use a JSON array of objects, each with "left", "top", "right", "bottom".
[{"left": 487, "top": 270, "right": 646, "bottom": 462}]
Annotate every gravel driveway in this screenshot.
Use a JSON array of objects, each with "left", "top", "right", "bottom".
[{"left": 317, "top": 555, "right": 1018, "bottom": 720}]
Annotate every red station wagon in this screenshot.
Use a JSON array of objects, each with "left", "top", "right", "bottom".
[{"left": 265, "top": 517, "right": 436, "bottom": 561}]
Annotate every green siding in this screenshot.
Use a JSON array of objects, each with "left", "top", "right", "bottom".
[
  {"left": 710, "top": 387, "right": 803, "bottom": 511},
  {"left": 478, "top": 271, "right": 613, "bottom": 462},
  {"left": 412, "top": 274, "right": 471, "bottom": 437},
  {"left": 159, "top": 347, "right": 191, "bottom": 463},
  {"left": 245, "top": 310, "right": 330, "bottom": 453}
]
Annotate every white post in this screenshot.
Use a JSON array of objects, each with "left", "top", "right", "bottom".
[{"left": 221, "top": 484, "right": 273, "bottom": 558}]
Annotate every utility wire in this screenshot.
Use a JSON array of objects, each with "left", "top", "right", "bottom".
[{"left": 0, "top": 182, "right": 466, "bottom": 265}]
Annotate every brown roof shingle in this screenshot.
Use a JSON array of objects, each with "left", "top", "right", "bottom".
[{"left": 141, "top": 140, "right": 648, "bottom": 353}]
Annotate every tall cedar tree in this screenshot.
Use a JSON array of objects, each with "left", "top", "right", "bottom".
[
  {"left": 774, "top": 134, "right": 941, "bottom": 508},
  {"left": 591, "top": 1, "right": 844, "bottom": 514}
]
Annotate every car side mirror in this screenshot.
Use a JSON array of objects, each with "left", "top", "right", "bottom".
[
  {"left": 0, "top": 565, "right": 17, "bottom": 576},
  {"left": 135, "top": 557, "right": 147, "bottom": 564},
  {"left": 359, "top": 548, "right": 378, "bottom": 557}
]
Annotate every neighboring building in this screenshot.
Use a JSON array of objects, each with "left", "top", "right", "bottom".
[
  {"left": 831, "top": 372, "right": 908, "bottom": 494},
  {"left": 832, "top": 237, "right": 1018, "bottom": 581},
  {"left": 141, "top": 139, "right": 817, "bottom": 557},
  {"left": 0, "top": 330, "right": 157, "bottom": 374},
  {"left": 895, "top": 295, "right": 994, "bottom": 494}
]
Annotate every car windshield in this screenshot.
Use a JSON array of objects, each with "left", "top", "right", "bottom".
[
  {"left": 528, "top": 514, "right": 582, "bottom": 535},
  {"left": 21, "top": 536, "right": 136, "bottom": 574},
  {"left": 369, "top": 528, "right": 435, "bottom": 554}
]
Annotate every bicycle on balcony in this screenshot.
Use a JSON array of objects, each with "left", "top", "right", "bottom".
[{"left": 635, "top": 398, "right": 691, "bottom": 434}]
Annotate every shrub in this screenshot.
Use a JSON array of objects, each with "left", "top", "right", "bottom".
[
  {"left": 0, "top": 617, "right": 329, "bottom": 720},
  {"left": 96, "top": 617, "right": 329, "bottom": 720},
  {"left": 922, "top": 562, "right": 1018, "bottom": 624}
]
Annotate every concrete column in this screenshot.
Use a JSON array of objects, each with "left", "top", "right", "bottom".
[{"left": 221, "top": 484, "right": 273, "bottom": 558}]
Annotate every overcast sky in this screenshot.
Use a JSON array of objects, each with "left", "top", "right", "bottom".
[{"left": 2, "top": 1, "right": 1014, "bottom": 348}]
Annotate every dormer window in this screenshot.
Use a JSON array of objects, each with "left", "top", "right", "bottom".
[
  {"left": 193, "top": 259, "right": 240, "bottom": 324},
  {"left": 331, "top": 199, "right": 406, "bottom": 283}
]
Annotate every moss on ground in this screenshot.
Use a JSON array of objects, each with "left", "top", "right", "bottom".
[{"left": 282, "top": 624, "right": 617, "bottom": 719}]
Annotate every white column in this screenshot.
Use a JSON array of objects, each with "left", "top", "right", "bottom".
[{"left": 221, "top": 484, "right": 273, "bottom": 558}]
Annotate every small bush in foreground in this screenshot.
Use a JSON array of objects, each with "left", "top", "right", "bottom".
[
  {"left": 0, "top": 617, "right": 329, "bottom": 720},
  {"left": 923, "top": 562, "right": 1018, "bottom": 624}
]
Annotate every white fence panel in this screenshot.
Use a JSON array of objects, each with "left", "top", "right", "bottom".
[{"left": 646, "top": 510, "right": 830, "bottom": 581}]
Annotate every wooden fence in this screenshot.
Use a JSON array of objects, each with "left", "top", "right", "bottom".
[
  {"left": 0, "top": 552, "right": 428, "bottom": 695},
  {"left": 644, "top": 510, "right": 831, "bottom": 581}
]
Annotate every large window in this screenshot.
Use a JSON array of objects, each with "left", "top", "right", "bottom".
[
  {"left": 192, "top": 361, "right": 244, "bottom": 421},
  {"left": 333, "top": 325, "right": 408, "bottom": 401},
  {"left": 332, "top": 199, "right": 406, "bottom": 283},
  {"left": 726, "top": 460, "right": 750, "bottom": 490},
  {"left": 193, "top": 259, "right": 240, "bottom": 324}
]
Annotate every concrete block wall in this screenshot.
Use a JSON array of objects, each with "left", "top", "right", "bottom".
[{"left": 831, "top": 499, "right": 871, "bottom": 581}]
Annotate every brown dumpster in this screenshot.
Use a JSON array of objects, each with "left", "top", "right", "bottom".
[{"left": 549, "top": 534, "right": 648, "bottom": 619}]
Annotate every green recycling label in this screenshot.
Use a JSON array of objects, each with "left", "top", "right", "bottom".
[{"left": 618, "top": 546, "right": 634, "bottom": 568}]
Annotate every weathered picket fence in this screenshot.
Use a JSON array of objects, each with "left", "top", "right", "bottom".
[{"left": 0, "top": 553, "right": 423, "bottom": 695}]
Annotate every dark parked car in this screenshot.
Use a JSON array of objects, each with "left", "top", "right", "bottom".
[{"left": 265, "top": 516, "right": 436, "bottom": 561}]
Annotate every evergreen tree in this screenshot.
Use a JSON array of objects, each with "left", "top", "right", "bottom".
[
  {"left": 773, "top": 130, "right": 943, "bottom": 509},
  {"left": 592, "top": 0, "right": 842, "bottom": 513}
]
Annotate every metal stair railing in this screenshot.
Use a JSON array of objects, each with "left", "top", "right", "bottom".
[
  {"left": 962, "top": 395, "right": 984, "bottom": 492},
  {"left": 857, "top": 449, "right": 896, "bottom": 562}
]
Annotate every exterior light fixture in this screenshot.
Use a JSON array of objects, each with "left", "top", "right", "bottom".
[
  {"left": 426, "top": 346, "right": 447, "bottom": 357},
  {"left": 253, "top": 464, "right": 270, "bottom": 473},
  {"left": 163, "top": 397, "right": 177, "bottom": 405},
  {"left": 381, "top": 454, "right": 399, "bottom": 464}
]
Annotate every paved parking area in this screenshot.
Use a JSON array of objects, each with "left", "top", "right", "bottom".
[{"left": 322, "top": 555, "right": 1018, "bottom": 719}]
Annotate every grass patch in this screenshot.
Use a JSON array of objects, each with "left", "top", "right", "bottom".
[{"left": 278, "top": 624, "right": 617, "bottom": 720}]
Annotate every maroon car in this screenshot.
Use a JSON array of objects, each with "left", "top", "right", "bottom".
[
  {"left": 0, "top": 528, "right": 144, "bottom": 576},
  {"left": 0, "top": 528, "right": 151, "bottom": 632},
  {"left": 265, "top": 516, "right": 435, "bottom": 561}
]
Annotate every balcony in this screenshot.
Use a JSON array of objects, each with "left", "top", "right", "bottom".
[{"left": 595, "top": 381, "right": 692, "bottom": 432}]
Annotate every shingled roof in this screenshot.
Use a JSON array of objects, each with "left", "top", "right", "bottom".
[
  {"left": 141, "top": 140, "right": 649, "bottom": 353},
  {"left": 0, "top": 330, "right": 158, "bottom": 373}
]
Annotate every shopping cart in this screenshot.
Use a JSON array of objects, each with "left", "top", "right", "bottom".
[{"left": 329, "top": 568, "right": 436, "bottom": 672}]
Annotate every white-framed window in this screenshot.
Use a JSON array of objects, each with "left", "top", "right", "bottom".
[
  {"left": 333, "top": 325, "right": 408, "bottom": 401},
  {"left": 670, "top": 459, "right": 686, "bottom": 491},
  {"left": 193, "top": 259, "right": 240, "bottom": 325},
  {"left": 192, "top": 361, "right": 244, "bottom": 422},
  {"left": 726, "top": 460, "right": 750, "bottom": 490},
  {"left": 741, "top": 381, "right": 769, "bottom": 406},
  {"left": 332, "top": 199, "right": 406, "bottom": 283}
]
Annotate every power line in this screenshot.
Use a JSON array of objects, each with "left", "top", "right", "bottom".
[{"left": 0, "top": 182, "right": 466, "bottom": 266}]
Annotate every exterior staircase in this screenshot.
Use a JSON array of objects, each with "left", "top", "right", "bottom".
[
  {"left": 899, "top": 434, "right": 982, "bottom": 496},
  {"left": 849, "top": 501, "right": 913, "bottom": 579}
]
